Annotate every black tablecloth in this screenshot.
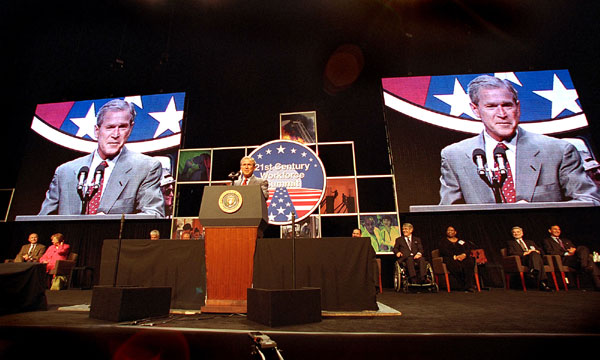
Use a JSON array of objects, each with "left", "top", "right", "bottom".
[
  {"left": 0, "top": 263, "right": 48, "bottom": 315},
  {"left": 99, "top": 240, "right": 206, "bottom": 309},
  {"left": 253, "top": 237, "right": 378, "bottom": 311}
]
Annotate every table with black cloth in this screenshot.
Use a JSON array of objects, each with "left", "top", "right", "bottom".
[
  {"left": 0, "top": 263, "right": 48, "bottom": 315},
  {"left": 98, "top": 240, "right": 206, "bottom": 310},
  {"left": 252, "top": 237, "right": 378, "bottom": 311}
]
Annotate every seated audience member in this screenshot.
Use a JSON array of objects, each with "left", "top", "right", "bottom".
[
  {"left": 352, "top": 228, "right": 362, "bottom": 237},
  {"left": 543, "top": 225, "right": 600, "bottom": 290},
  {"left": 181, "top": 231, "right": 192, "bottom": 240},
  {"left": 150, "top": 229, "right": 160, "bottom": 240},
  {"left": 439, "top": 226, "right": 476, "bottom": 292},
  {"left": 393, "top": 223, "right": 427, "bottom": 283},
  {"left": 507, "top": 226, "right": 552, "bottom": 291},
  {"left": 192, "top": 228, "right": 202, "bottom": 240},
  {"left": 39, "top": 233, "right": 71, "bottom": 273},
  {"left": 14, "top": 233, "right": 47, "bottom": 263}
]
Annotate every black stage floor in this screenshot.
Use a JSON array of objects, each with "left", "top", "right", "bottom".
[{"left": 1, "top": 288, "right": 599, "bottom": 359}]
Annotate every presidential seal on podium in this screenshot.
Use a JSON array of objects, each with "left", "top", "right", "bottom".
[{"left": 218, "top": 189, "right": 243, "bottom": 214}]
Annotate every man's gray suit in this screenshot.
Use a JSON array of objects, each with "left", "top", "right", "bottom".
[
  {"left": 39, "top": 147, "right": 165, "bottom": 216},
  {"left": 233, "top": 174, "right": 269, "bottom": 199},
  {"left": 439, "top": 127, "right": 600, "bottom": 205}
]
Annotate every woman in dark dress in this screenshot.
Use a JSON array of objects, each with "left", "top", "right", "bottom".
[{"left": 439, "top": 226, "right": 476, "bottom": 292}]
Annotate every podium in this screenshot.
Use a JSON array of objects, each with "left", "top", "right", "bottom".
[{"left": 198, "top": 185, "right": 268, "bottom": 313}]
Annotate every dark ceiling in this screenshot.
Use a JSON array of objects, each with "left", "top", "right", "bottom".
[{"left": 2, "top": 0, "right": 599, "bottom": 188}]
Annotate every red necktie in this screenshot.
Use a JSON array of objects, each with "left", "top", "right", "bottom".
[
  {"left": 88, "top": 161, "right": 108, "bottom": 214},
  {"left": 495, "top": 143, "right": 516, "bottom": 203},
  {"left": 242, "top": 177, "right": 248, "bottom": 185}
]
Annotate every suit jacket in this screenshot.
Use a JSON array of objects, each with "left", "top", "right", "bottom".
[
  {"left": 233, "top": 174, "right": 269, "bottom": 199},
  {"left": 543, "top": 236, "right": 575, "bottom": 256},
  {"left": 14, "top": 243, "right": 47, "bottom": 262},
  {"left": 439, "top": 127, "right": 600, "bottom": 205},
  {"left": 393, "top": 235, "right": 424, "bottom": 258},
  {"left": 39, "top": 147, "right": 165, "bottom": 216},
  {"left": 507, "top": 238, "right": 540, "bottom": 257}
]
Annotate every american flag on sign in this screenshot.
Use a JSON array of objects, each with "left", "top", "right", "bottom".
[
  {"left": 266, "top": 187, "right": 324, "bottom": 223},
  {"left": 251, "top": 140, "right": 326, "bottom": 225}
]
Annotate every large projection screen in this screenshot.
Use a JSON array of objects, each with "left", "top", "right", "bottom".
[
  {"left": 383, "top": 70, "right": 600, "bottom": 213},
  {"left": 10, "top": 93, "right": 185, "bottom": 219}
]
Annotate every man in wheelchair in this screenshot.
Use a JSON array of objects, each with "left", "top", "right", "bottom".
[{"left": 393, "top": 223, "right": 432, "bottom": 286}]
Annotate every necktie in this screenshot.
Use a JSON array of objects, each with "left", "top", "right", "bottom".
[
  {"left": 556, "top": 237, "right": 565, "bottom": 251},
  {"left": 495, "top": 143, "right": 516, "bottom": 203},
  {"left": 518, "top": 239, "right": 527, "bottom": 251},
  {"left": 242, "top": 177, "right": 248, "bottom": 185},
  {"left": 88, "top": 161, "right": 108, "bottom": 214},
  {"left": 406, "top": 237, "right": 412, "bottom": 250},
  {"left": 28, "top": 244, "right": 35, "bottom": 255}
]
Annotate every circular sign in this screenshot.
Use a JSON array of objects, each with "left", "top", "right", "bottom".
[
  {"left": 250, "top": 140, "right": 326, "bottom": 225},
  {"left": 218, "top": 189, "right": 243, "bottom": 214}
]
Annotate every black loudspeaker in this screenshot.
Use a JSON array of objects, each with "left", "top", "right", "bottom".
[
  {"left": 89, "top": 286, "right": 172, "bottom": 322},
  {"left": 247, "top": 288, "right": 321, "bottom": 327}
]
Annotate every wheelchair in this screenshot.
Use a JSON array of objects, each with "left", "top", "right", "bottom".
[{"left": 393, "top": 259, "right": 438, "bottom": 293}]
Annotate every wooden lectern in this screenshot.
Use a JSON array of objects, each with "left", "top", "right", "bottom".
[{"left": 198, "top": 185, "right": 268, "bottom": 313}]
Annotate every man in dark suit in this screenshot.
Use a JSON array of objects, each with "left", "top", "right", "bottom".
[
  {"left": 507, "top": 226, "right": 552, "bottom": 291},
  {"left": 393, "top": 223, "right": 427, "bottom": 283},
  {"left": 543, "top": 224, "right": 600, "bottom": 290},
  {"left": 14, "top": 233, "right": 46, "bottom": 262},
  {"left": 232, "top": 156, "right": 269, "bottom": 199},
  {"left": 39, "top": 99, "right": 164, "bottom": 217},
  {"left": 439, "top": 75, "right": 600, "bottom": 205}
]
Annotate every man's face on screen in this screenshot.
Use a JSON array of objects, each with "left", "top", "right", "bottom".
[
  {"left": 95, "top": 110, "right": 133, "bottom": 160},
  {"left": 471, "top": 87, "right": 520, "bottom": 142}
]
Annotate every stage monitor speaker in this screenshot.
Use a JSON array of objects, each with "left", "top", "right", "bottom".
[
  {"left": 89, "top": 286, "right": 172, "bottom": 322},
  {"left": 247, "top": 287, "right": 321, "bottom": 327}
]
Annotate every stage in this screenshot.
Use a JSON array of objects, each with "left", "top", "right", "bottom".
[{"left": 1, "top": 288, "right": 598, "bottom": 359}]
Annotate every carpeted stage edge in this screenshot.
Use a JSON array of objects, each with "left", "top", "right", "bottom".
[{"left": 1, "top": 289, "right": 599, "bottom": 359}]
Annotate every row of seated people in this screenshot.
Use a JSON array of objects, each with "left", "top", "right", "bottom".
[{"left": 389, "top": 223, "right": 600, "bottom": 292}]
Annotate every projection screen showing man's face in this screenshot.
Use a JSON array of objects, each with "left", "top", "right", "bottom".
[
  {"left": 11, "top": 92, "right": 185, "bottom": 219},
  {"left": 382, "top": 70, "right": 600, "bottom": 212}
]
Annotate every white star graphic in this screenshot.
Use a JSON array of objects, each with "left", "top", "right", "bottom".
[
  {"left": 533, "top": 74, "right": 582, "bottom": 118},
  {"left": 266, "top": 149, "right": 272, "bottom": 155},
  {"left": 494, "top": 72, "right": 522, "bottom": 87},
  {"left": 301, "top": 152, "right": 307, "bottom": 157},
  {"left": 277, "top": 206, "right": 286, "bottom": 214},
  {"left": 276, "top": 145, "right": 285, "bottom": 153},
  {"left": 285, "top": 202, "right": 291, "bottom": 207},
  {"left": 278, "top": 198, "right": 284, "bottom": 203},
  {"left": 286, "top": 212, "right": 294, "bottom": 221},
  {"left": 123, "top": 95, "right": 143, "bottom": 109},
  {"left": 257, "top": 154, "right": 263, "bottom": 159},
  {"left": 70, "top": 103, "right": 97, "bottom": 139},
  {"left": 149, "top": 96, "right": 183, "bottom": 138},
  {"left": 268, "top": 213, "right": 276, "bottom": 221},
  {"left": 290, "top": 148, "right": 297, "bottom": 153},
  {"left": 434, "top": 79, "right": 477, "bottom": 119}
]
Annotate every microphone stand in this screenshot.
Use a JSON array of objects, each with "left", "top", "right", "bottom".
[
  {"left": 113, "top": 213, "right": 125, "bottom": 287},
  {"left": 291, "top": 213, "right": 296, "bottom": 289}
]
